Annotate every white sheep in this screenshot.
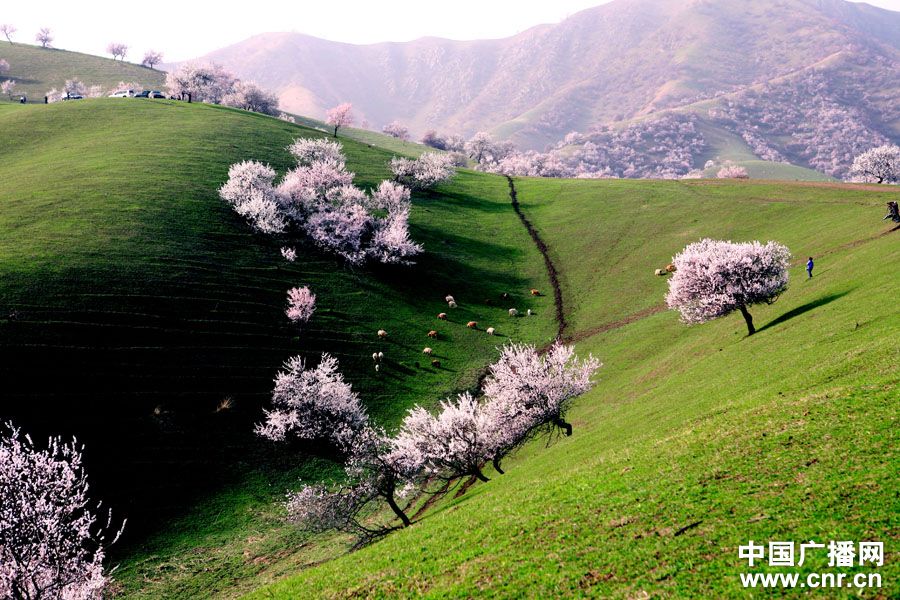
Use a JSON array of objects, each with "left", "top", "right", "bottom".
[
  {"left": 375, "top": 363, "right": 380, "bottom": 372},
  {"left": 508, "top": 308, "right": 518, "bottom": 317},
  {"left": 372, "top": 352, "right": 379, "bottom": 362},
  {"left": 654, "top": 268, "right": 665, "bottom": 276},
  {"left": 445, "top": 295, "right": 455, "bottom": 303},
  {"left": 486, "top": 327, "right": 495, "bottom": 335},
  {"left": 423, "top": 347, "right": 433, "bottom": 355},
  {"left": 448, "top": 300, "right": 458, "bottom": 309},
  {"left": 526, "top": 309, "right": 532, "bottom": 316},
  {"left": 377, "top": 329, "right": 388, "bottom": 338},
  {"left": 378, "top": 351, "right": 384, "bottom": 361}
]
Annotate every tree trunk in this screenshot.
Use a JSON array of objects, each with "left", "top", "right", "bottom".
[
  {"left": 492, "top": 454, "right": 505, "bottom": 475},
  {"left": 739, "top": 305, "right": 755, "bottom": 335},
  {"left": 333, "top": 126, "right": 339, "bottom": 137},
  {"left": 384, "top": 492, "right": 411, "bottom": 527},
  {"left": 554, "top": 417, "right": 573, "bottom": 436},
  {"left": 472, "top": 466, "right": 490, "bottom": 482}
]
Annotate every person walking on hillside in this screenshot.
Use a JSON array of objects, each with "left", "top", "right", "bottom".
[{"left": 806, "top": 256, "right": 814, "bottom": 279}]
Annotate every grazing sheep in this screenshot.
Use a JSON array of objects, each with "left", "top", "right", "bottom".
[
  {"left": 526, "top": 309, "right": 532, "bottom": 316},
  {"left": 466, "top": 321, "right": 477, "bottom": 329},
  {"left": 377, "top": 329, "right": 388, "bottom": 338},
  {"left": 427, "top": 330, "right": 439, "bottom": 339},
  {"left": 378, "top": 352, "right": 384, "bottom": 361},
  {"left": 372, "top": 352, "right": 379, "bottom": 361},
  {"left": 445, "top": 295, "right": 455, "bottom": 303},
  {"left": 665, "top": 263, "right": 676, "bottom": 273},
  {"left": 448, "top": 301, "right": 458, "bottom": 309},
  {"left": 530, "top": 288, "right": 540, "bottom": 296},
  {"left": 375, "top": 364, "right": 380, "bottom": 372},
  {"left": 431, "top": 359, "right": 441, "bottom": 368},
  {"left": 654, "top": 268, "right": 665, "bottom": 276},
  {"left": 508, "top": 308, "right": 519, "bottom": 317},
  {"left": 423, "top": 347, "right": 433, "bottom": 355},
  {"left": 486, "top": 327, "right": 495, "bottom": 335},
  {"left": 437, "top": 313, "right": 447, "bottom": 320}
]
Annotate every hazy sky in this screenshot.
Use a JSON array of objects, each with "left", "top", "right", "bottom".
[{"left": 5, "top": 0, "right": 900, "bottom": 61}]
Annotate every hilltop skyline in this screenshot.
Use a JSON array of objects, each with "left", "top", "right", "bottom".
[{"left": 3, "top": 0, "right": 899, "bottom": 61}]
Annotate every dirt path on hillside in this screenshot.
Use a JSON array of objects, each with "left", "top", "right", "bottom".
[{"left": 506, "top": 176, "right": 567, "bottom": 339}]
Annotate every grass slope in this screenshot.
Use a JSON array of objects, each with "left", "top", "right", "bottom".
[
  {"left": 0, "top": 100, "right": 555, "bottom": 597},
  {"left": 251, "top": 178, "right": 898, "bottom": 597},
  {"left": 0, "top": 42, "right": 165, "bottom": 102}
]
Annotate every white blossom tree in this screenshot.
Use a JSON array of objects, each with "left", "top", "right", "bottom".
[
  {"left": 165, "top": 62, "right": 235, "bottom": 103},
  {"left": 481, "top": 342, "right": 600, "bottom": 472},
  {"left": 35, "top": 28, "right": 52, "bottom": 48},
  {"left": 394, "top": 393, "right": 495, "bottom": 482},
  {"left": 665, "top": 239, "right": 791, "bottom": 335},
  {"left": 218, "top": 160, "right": 285, "bottom": 233},
  {"left": 285, "top": 286, "right": 316, "bottom": 324},
  {"left": 390, "top": 153, "right": 456, "bottom": 190},
  {"left": 382, "top": 121, "right": 409, "bottom": 140},
  {"left": 326, "top": 102, "right": 353, "bottom": 137},
  {"left": 0, "top": 59, "right": 8, "bottom": 76},
  {"left": 849, "top": 145, "right": 900, "bottom": 184},
  {"left": 222, "top": 81, "right": 280, "bottom": 116},
  {"left": 256, "top": 354, "right": 369, "bottom": 454},
  {"left": 141, "top": 50, "right": 163, "bottom": 70},
  {"left": 0, "top": 423, "right": 123, "bottom": 599},
  {"left": 0, "top": 24, "right": 15, "bottom": 44},
  {"left": 106, "top": 42, "right": 127, "bottom": 61},
  {"left": 717, "top": 162, "right": 749, "bottom": 179},
  {"left": 63, "top": 78, "right": 86, "bottom": 99},
  {"left": 1, "top": 79, "right": 15, "bottom": 100}
]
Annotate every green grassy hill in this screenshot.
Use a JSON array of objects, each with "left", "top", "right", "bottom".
[
  {"left": 0, "top": 100, "right": 555, "bottom": 596},
  {"left": 0, "top": 43, "right": 165, "bottom": 101},
  {"left": 249, "top": 179, "right": 899, "bottom": 597},
  {"left": 1, "top": 100, "right": 897, "bottom": 598}
]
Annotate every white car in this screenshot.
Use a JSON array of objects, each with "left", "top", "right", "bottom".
[{"left": 108, "top": 89, "right": 135, "bottom": 98}]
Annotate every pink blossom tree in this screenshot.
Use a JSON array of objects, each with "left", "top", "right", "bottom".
[
  {"left": 35, "top": 28, "right": 52, "bottom": 48},
  {"left": 285, "top": 286, "right": 316, "bottom": 324},
  {"left": 141, "top": 50, "right": 163, "bottom": 70},
  {"left": 106, "top": 42, "right": 127, "bottom": 61},
  {"left": 165, "top": 62, "right": 236, "bottom": 103},
  {"left": 849, "top": 144, "right": 900, "bottom": 184},
  {"left": 63, "top": 78, "right": 86, "bottom": 99},
  {"left": 665, "top": 239, "right": 791, "bottom": 335},
  {"left": 326, "top": 102, "right": 353, "bottom": 137},
  {"left": 0, "top": 423, "right": 123, "bottom": 599},
  {"left": 0, "top": 24, "right": 15, "bottom": 44},
  {"left": 286, "top": 138, "right": 346, "bottom": 168}
]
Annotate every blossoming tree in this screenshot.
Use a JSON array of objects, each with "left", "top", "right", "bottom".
[{"left": 665, "top": 239, "right": 791, "bottom": 335}]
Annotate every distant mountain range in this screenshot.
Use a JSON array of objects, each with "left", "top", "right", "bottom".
[{"left": 193, "top": 0, "right": 900, "bottom": 178}]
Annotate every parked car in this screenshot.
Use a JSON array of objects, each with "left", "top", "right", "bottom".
[
  {"left": 149, "top": 91, "right": 165, "bottom": 99},
  {"left": 108, "top": 89, "right": 134, "bottom": 98},
  {"left": 62, "top": 94, "right": 84, "bottom": 100},
  {"left": 134, "top": 90, "right": 150, "bottom": 98}
]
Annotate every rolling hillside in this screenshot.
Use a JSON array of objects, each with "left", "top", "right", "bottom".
[
  {"left": 1, "top": 100, "right": 897, "bottom": 597},
  {"left": 194, "top": 0, "right": 900, "bottom": 178},
  {"left": 0, "top": 42, "right": 165, "bottom": 101},
  {"left": 0, "top": 100, "right": 555, "bottom": 596},
  {"left": 249, "top": 180, "right": 899, "bottom": 597}
]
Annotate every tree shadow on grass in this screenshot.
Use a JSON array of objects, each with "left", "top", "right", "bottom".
[{"left": 758, "top": 290, "right": 852, "bottom": 333}]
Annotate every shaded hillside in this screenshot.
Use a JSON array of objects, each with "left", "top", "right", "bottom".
[
  {"left": 0, "top": 100, "right": 555, "bottom": 595},
  {"left": 0, "top": 43, "right": 165, "bottom": 101}
]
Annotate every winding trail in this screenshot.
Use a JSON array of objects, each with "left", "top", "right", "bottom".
[{"left": 506, "top": 176, "right": 567, "bottom": 339}]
